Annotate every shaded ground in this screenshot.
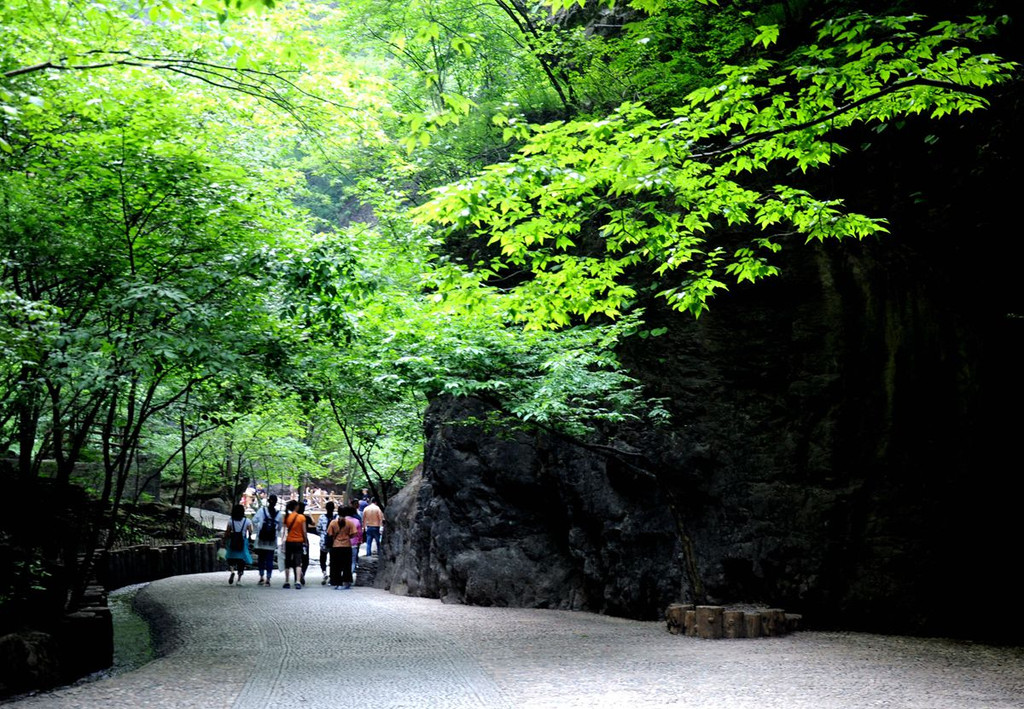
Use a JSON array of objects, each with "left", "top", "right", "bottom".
[{"left": 3, "top": 573, "right": 1022, "bottom": 708}]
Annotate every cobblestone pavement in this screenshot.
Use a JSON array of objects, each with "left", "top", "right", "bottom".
[{"left": 6, "top": 572, "right": 1024, "bottom": 709}]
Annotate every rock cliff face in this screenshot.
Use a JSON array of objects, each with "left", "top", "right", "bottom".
[
  {"left": 380, "top": 238, "right": 1021, "bottom": 640},
  {"left": 379, "top": 91, "right": 1024, "bottom": 641},
  {"left": 378, "top": 396, "right": 682, "bottom": 617}
]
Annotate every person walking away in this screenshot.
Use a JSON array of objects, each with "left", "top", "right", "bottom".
[
  {"left": 327, "top": 506, "right": 358, "bottom": 590},
  {"left": 317, "top": 501, "right": 337, "bottom": 585},
  {"left": 297, "top": 501, "right": 316, "bottom": 581},
  {"left": 282, "top": 500, "right": 307, "bottom": 589},
  {"left": 346, "top": 506, "right": 363, "bottom": 578},
  {"left": 252, "top": 494, "right": 282, "bottom": 586},
  {"left": 362, "top": 498, "right": 384, "bottom": 556},
  {"left": 224, "top": 504, "right": 252, "bottom": 586}
]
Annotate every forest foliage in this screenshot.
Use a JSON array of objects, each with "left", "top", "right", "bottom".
[{"left": 0, "top": 0, "right": 1018, "bottom": 607}]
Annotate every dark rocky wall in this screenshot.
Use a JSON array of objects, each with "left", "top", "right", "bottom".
[
  {"left": 379, "top": 396, "right": 683, "bottom": 616},
  {"left": 379, "top": 77, "right": 1023, "bottom": 642},
  {"left": 381, "top": 230, "right": 1021, "bottom": 640}
]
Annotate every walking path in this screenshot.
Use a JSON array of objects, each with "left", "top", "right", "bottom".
[
  {"left": 5, "top": 573, "right": 1023, "bottom": 709},
  {"left": 186, "top": 506, "right": 233, "bottom": 531}
]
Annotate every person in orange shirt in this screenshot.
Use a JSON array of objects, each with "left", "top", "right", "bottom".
[
  {"left": 327, "top": 506, "right": 359, "bottom": 590},
  {"left": 281, "top": 500, "right": 307, "bottom": 589}
]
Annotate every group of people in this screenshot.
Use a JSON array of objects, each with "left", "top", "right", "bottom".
[
  {"left": 242, "top": 485, "right": 348, "bottom": 514},
  {"left": 222, "top": 493, "right": 386, "bottom": 591}
]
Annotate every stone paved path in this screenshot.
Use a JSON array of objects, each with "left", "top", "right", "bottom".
[{"left": 5, "top": 573, "right": 1023, "bottom": 708}]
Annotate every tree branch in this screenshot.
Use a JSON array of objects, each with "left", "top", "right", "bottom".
[
  {"left": 689, "top": 77, "right": 990, "bottom": 161},
  {"left": 3, "top": 50, "right": 358, "bottom": 112}
]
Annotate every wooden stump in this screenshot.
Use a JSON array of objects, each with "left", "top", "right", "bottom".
[
  {"left": 666, "top": 604, "right": 800, "bottom": 640},
  {"left": 684, "top": 609, "right": 698, "bottom": 636},
  {"left": 170, "top": 544, "right": 182, "bottom": 575},
  {"left": 665, "top": 603, "right": 692, "bottom": 635},
  {"left": 723, "top": 610, "right": 746, "bottom": 639},
  {"left": 744, "top": 611, "right": 763, "bottom": 638},
  {"left": 145, "top": 547, "right": 161, "bottom": 579},
  {"left": 183, "top": 542, "right": 195, "bottom": 574},
  {"left": 786, "top": 613, "right": 803, "bottom": 634},
  {"left": 763, "top": 608, "right": 788, "bottom": 637},
  {"left": 695, "top": 605, "right": 724, "bottom": 639}
]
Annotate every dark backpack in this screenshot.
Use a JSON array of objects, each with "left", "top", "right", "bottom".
[
  {"left": 228, "top": 520, "right": 245, "bottom": 552},
  {"left": 324, "top": 514, "right": 337, "bottom": 546},
  {"left": 258, "top": 509, "right": 278, "bottom": 543}
]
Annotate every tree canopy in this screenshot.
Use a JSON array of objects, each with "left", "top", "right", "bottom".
[{"left": 0, "top": 0, "right": 1018, "bottom": 609}]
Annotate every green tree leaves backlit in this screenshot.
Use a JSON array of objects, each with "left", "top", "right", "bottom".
[
  {"left": 414, "top": 12, "right": 1016, "bottom": 322},
  {"left": 1, "top": 0, "right": 1017, "bottom": 532}
]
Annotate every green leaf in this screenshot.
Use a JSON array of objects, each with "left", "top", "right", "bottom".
[{"left": 753, "top": 25, "right": 780, "bottom": 48}]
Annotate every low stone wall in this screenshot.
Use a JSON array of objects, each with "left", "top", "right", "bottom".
[{"left": 101, "top": 540, "right": 222, "bottom": 590}]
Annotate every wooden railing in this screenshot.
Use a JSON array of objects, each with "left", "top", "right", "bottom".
[{"left": 101, "top": 540, "right": 221, "bottom": 590}]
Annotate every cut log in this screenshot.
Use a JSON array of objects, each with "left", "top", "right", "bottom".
[
  {"left": 684, "top": 609, "right": 698, "bottom": 636},
  {"left": 763, "top": 608, "right": 787, "bottom": 637},
  {"left": 786, "top": 613, "right": 803, "bottom": 634},
  {"left": 665, "top": 603, "right": 692, "bottom": 635},
  {"left": 695, "top": 605, "right": 724, "bottom": 639},
  {"left": 744, "top": 611, "right": 763, "bottom": 638},
  {"left": 723, "top": 610, "right": 746, "bottom": 639}
]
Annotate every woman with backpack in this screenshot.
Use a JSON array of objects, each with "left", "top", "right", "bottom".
[
  {"left": 252, "top": 494, "right": 283, "bottom": 587},
  {"left": 316, "top": 500, "right": 336, "bottom": 585},
  {"left": 224, "top": 503, "right": 252, "bottom": 586}
]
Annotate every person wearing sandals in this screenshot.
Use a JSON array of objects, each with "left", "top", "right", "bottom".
[
  {"left": 224, "top": 504, "right": 252, "bottom": 586},
  {"left": 281, "top": 500, "right": 307, "bottom": 589},
  {"left": 252, "top": 494, "right": 283, "bottom": 586},
  {"left": 345, "top": 506, "right": 363, "bottom": 579},
  {"left": 298, "top": 501, "right": 318, "bottom": 582},
  {"left": 317, "top": 501, "right": 337, "bottom": 585},
  {"left": 327, "top": 506, "right": 358, "bottom": 590}
]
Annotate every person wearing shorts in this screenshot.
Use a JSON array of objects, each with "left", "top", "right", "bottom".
[{"left": 282, "top": 500, "right": 307, "bottom": 589}]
